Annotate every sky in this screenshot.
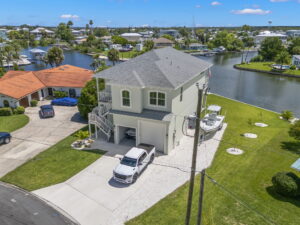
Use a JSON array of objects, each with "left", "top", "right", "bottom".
[{"left": 1, "top": 0, "right": 300, "bottom": 27}]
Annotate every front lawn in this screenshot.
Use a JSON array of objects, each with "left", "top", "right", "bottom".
[
  {"left": 127, "top": 94, "right": 300, "bottom": 225},
  {"left": 236, "top": 62, "right": 300, "bottom": 76},
  {"left": 1, "top": 127, "right": 105, "bottom": 191},
  {"left": 0, "top": 115, "right": 29, "bottom": 132}
]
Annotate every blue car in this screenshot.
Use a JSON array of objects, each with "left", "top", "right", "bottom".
[
  {"left": 0, "top": 132, "right": 11, "bottom": 144},
  {"left": 51, "top": 97, "right": 78, "bottom": 106}
]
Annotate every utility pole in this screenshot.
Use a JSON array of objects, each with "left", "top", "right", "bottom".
[
  {"left": 197, "top": 169, "right": 206, "bottom": 225},
  {"left": 185, "top": 83, "right": 204, "bottom": 225}
]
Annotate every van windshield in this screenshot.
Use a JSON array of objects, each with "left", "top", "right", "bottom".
[{"left": 121, "top": 157, "right": 137, "bottom": 167}]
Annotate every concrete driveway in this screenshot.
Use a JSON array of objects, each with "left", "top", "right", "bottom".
[
  {"left": 34, "top": 125, "right": 227, "bottom": 225},
  {"left": 0, "top": 100, "right": 86, "bottom": 177}
]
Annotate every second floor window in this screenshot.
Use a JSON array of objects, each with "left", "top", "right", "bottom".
[
  {"left": 122, "top": 90, "right": 130, "bottom": 107},
  {"left": 149, "top": 91, "right": 166, "bottom": 107}
]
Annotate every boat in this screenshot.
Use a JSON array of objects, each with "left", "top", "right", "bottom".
[{"left": 200, "top": 105, "right": 225, "bottom": 133}]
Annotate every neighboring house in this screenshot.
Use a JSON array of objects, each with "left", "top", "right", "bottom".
[
  {"left": 89, "top": 47, "right": 212, "bottom": 154},
  {"left": 71, "top": 29, "right": 82, "bottom": 37},
  {"left": 292, "top": 55, "right": 300, "bottom": 68},
  {"left": 109, "top": 44, "right": 122, "bottom": 50},
  {"left": 139, "top": 31, "right": 154, "bottom": 40},
  {"left": 159, "top": 29, "right": 180, "bottom": 39},
  {"left": 30, "top": 27, "right": 55, "bottom": 40},
  {"left": 0, "top": 65, "right": 92, "bottom": 108},
  {"left": 153, "top": 37, "right": 175, "bottom": 48},
  {"left": 120, "top": 33, "right": 142, "bottom": 42},
  {"left": 100, "top": 36, "right": 112, "bottom": 44},
  {"left": 188, "top": 43, "right": 208, "bottom": 51},
  {"left": 286, "top": 30, "right": 300, "bottom": 38},
  {"left": 0, "top": 29, "right": 8, "bottom": 40},
  {"left": 254, "top": 31, "right": 287, "bottom": 45}
]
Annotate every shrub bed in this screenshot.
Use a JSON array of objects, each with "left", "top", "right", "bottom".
[
  {"left": 15, "top": 106, "right": 25, "bottom": 114},
  {"left": 54, "top": 91, "right": 68, "bottom": 98},
  {"left": 272, "top": 172, "right": 300, "bottom": 197},
  {"left": 0, "top": 107, "right": 13, "bottom": 116},
  {"left": 30, "top": 100, "right": 38, "bottom": 107}
]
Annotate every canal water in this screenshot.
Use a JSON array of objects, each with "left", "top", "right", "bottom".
[
  {"left": 21, "top": 47, "right": 300, "bottom": 116},
  {"left": 197, "top": 52, "right": 300, "bottom": 117}
]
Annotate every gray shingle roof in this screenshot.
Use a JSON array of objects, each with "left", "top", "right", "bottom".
[
  {"left": 94, "top": 47, "right": 212, "bottom": 89},
  {"left": 110, "top": 109, "right": 173, "bottom": 122}
]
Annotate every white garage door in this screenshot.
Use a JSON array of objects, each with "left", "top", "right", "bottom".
[{"left": 139, "top": 121, "right": 166, "bottom": 153}]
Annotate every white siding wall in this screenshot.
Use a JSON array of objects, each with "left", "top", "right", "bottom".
[
  {"left": 0, "top": 95, "right": 19, "bottom": 108},
  {"left": 111, "top": 85, "right": 143, "bottom": 113}
]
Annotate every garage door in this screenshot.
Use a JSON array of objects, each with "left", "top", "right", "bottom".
[
  {"left": 139, "top": 121, "right": 165, "bottom": 153},
  {"left": 19, "top": 97, "right": 29, "bottom": 107}
]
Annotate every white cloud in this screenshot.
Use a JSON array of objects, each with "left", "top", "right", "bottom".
[
  {"left": 211, "top": 1, "right": 222, "bottom": 6},
  {"left": 231, "top": 8, "right": 271, "bottom": 15},
  {"left": 60, "top": 14, "right": 79, "bottom": 19},
  {"left": 195, "top": 5, "right": 201, "bottom": 8}
]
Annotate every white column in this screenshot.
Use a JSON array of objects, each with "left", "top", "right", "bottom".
[{"left": 95, "top": 126, "right": 98, "bottom": 139}]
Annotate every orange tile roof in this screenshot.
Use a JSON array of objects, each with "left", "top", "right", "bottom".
[
  {"left": 34, "top": 65, "right": 93, "bottom": 88},
  {"left": 0, "top": 65, "right": 93, "bottom": 99},
  {"left": 0, "top": 71, "right": 45, "bottom": 99}
]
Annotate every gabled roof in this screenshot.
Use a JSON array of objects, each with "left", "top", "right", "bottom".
[
  {"left": 0, "top": 65, "right": 93, "bottom": 99},
  {"left": 94, "top": 47, "right": 212, "bottom": 89}
]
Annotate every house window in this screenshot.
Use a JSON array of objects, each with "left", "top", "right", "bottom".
[
  {"left": 3, "top": 100, "right": 9, "bottom": 107},
  {"left": 180, "top": 87, "right": 183, "bottom": 102},
  {"left": 122, "top": 90, "right": 130, "bottom": 107},
  {"left": 149, "top": 91, "right": 166, "bottom": 107}
]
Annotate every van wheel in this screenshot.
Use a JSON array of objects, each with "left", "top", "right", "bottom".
[
  {"left": 150, "top": 154, "right": 154, "bottom": 163},
  {"left": 132, "top": 173, "right": 138, "bottom": 183},
  {"left": 4, "top": 137, "right": 10, "bottom": 144}
]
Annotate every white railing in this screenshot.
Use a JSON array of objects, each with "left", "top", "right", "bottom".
[{"left": 98, "top": 91, "right": 112, "bottom": 103}]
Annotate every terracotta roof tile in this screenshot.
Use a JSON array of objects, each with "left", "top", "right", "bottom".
[{"left": 0, "top": 65, "right": 93, "bottom": 99}]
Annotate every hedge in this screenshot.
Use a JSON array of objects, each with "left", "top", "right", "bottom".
[
  {"left": 0, "top": 107, "right": 13, "bottom": 116},
  {"left": 30, "top": 100, "right": 38, "bottom": 107},
  {"left": 54, "top": 91, "right": 68, "bottom": 98}
]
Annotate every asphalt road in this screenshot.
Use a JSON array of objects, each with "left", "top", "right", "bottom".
[{"left": 0, "top": 182, "right": 77, "bottom": 225}]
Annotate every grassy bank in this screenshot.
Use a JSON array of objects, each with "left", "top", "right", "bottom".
[
  {"left": 127, "top": 94, "right": 300, "bottom": 225},
  {"left": 0, "top": 115, "right": 29, "bottom": 132},
  {"left": 235, "top": 62, "right": 300, "bottom": 77},
  {"left": 1, "top": 127, "right": 105, "bottom": 191}
]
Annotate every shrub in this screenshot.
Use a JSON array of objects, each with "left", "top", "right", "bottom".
[
  {"left": 15, "top": 106, "right": 25, "bottom": 114},
  {"left": 271, "top": 172, "right": 300, "bottom": 197},
  {"left": 74, "top": 130, "right": 90, "bottom": 140},
  {"left": 281, "top": 110, "right": 294, "bottom": 121},
  {"left": 53, "top": 91, "right": 68, "bottom": 98},
  {"left": 0, "top": 107, "right": 13, "bottom": 116},
  {"left": 250, "top": 55, "right": 264, "bottom": 62},
  {"left": 289, "top": 120, "right": 300, "bottom": 140},
  {"left": 290, "top": 65, "right": 297, "bottom": 70},
  {"left": 30, "top": 100, "right": 38, "bottom": 107}
]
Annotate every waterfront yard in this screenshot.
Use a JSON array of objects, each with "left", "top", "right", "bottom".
[
  {"left": 0, "top": 115, "right": 29, "bottom": 132},
  {"left": 1, "top": 127, "right": 105, "bottom": 191},
  {"left": 236, "top": 62, "right": 300, "bottom": 76},
  {"left": 127, "top": 94, "right": 300, "bottom": 225}
]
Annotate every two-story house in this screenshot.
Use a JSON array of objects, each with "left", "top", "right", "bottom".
[{"left": 89, "top": 47, "right": 212, "bottom": 154}]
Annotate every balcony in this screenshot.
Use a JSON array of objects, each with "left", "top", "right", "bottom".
[{"left": 98, "top": 91, "right": 112, "bottom": 103}]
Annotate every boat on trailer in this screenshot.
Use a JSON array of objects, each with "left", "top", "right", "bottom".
[{"left": 200, "top": 105, "right": 225, "bottom": 133}]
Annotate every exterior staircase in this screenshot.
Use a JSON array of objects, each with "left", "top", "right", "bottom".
[{"left": 88, "top": 91, "right": 113, "bottom": 141}]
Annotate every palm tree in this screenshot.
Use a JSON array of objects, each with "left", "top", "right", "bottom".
[
  {"left": 107, "top": 49, "right": 119, "bottom": 66},
  {"left": 67, "top": 20, "right": 73, "bottom": 28},
  {"left": 89, "top": 20, "right": 94, "bottom": 34},
  {"left": 275, "top": 51, "right": 291, "bottom": 70},
  {"left": 44, "top": 46, "right": 65, "bottom": 67}
]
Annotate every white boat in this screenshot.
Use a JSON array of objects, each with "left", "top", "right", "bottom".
[{"left": 200, "top": 105, "right": 225, "bottom": 133}]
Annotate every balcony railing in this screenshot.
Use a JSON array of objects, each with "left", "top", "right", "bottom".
[{"left": 98, "top": 91, "right": 112, "bottom": 103}]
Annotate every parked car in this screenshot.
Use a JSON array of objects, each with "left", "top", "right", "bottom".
[
  {"left": 0, "top": 132, "right": 11, "bottom": 144},
  {"left": 51, "top": 97, "right": 78, "bottom": 106},
  {"left": 40, "top": 105, "right": 55, "bottom": 118},
  {"left": 113, "top": 143, "right": 155, "bottom": 184}
]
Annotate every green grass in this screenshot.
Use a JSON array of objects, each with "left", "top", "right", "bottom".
[
  {"left": 0, "top": 115, "right": 29, "bottom": 132},
  {"left": 1, "top": 127, "right": 105, "bottom": 191},
  {"left": 236, "top": 62, "right": 300, "bottom": 76},
  {"left": 103, "top": 50, "right": 139, "bottom": 59},
  {"left": 127, "top": 94, "right": 300, "bottom": 225}
]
